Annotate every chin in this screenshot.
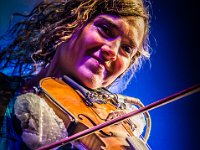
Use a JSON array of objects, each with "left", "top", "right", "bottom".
[
  {"left": 76, "top": 67, "right": 106, "bottom": 89},
  {"left": 80, "top": 75, "right": 102, "bottom": 90},
  {"left": 82, "top": 80, "right": 100, "bottom": 90}
]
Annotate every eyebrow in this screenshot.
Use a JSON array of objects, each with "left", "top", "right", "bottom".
[
  {"left": 96, "top": 16, "right": 121, "bottom": 31},
  {"left": 96, "top": 16, "right": 137, "bottom": 48}
]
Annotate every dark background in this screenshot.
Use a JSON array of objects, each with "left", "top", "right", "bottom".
[
  {"left": 124, "top": 0, "right": 200, "bottom": 149},
  {"left": 1, "top": 0, "right": 200, "bottom": 149}
]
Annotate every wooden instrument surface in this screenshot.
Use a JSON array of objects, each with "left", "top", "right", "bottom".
[{"left": 39, "top": 77, "right": 148, "bottom": 150}]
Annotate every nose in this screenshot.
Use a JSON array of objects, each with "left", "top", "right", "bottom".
[{"left": 101, "top": 38, "right": 121, "bottom": 61}]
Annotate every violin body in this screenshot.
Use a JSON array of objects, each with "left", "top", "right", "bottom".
[{"left": 39, "top": 77, "right": 148, "bottom": 150}]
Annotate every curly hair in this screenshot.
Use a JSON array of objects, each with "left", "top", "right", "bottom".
[{"left": 0, "top": 0, "right": 150, "bottom": 91}]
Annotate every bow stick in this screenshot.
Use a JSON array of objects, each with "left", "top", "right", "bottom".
[{"left": 37, "top": 84, "right": 200, "bottom": 150}]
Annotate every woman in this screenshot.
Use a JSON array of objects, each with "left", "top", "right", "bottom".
[{"left": 0, "top": 0, "right": 151, "bottom": 149}]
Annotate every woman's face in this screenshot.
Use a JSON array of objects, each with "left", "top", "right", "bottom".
[{"left": 58, "top": 14, "right": 145, "bottom": 89}]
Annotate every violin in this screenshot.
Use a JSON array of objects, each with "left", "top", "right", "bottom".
[
  {"left": 37, "top": 76, "right": 200, "bottom": 150},
  {"left": 37, "top": 76, "right": 150, "bottom": 150}
]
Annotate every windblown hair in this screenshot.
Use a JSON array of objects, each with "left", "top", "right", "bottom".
[{"left": 0, "top": 0, "right": 150, "bottom": 92}]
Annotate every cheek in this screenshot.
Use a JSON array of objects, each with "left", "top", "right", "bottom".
[
  {"left": 113, "top": 57, "right": 131, "bottom": 75},
  {"left": 82, "top": 28, "right": 102, "bottom": 48},
  {"left": 103, "top": 58, "right": 130, "bottom": 87},
  {"left": 120, "top": 57, "right": 131, "bottom": 70}
]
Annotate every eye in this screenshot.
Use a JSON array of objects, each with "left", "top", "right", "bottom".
[
  {"left": 97, "top": 24, "right": 114, "bottom": 38},
  {"left": 121, "top": 45, "right": 134, "bottom": 55}
]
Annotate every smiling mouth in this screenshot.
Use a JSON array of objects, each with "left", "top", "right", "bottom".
[
  {"left": 92, "top": 56, "right": 110, "bottom": 72},
  {"left": 93, "top": 58, "right": 105, "bottom": 70}
]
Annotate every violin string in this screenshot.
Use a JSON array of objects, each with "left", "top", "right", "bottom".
[
  {"left": 37, "top": 84, "right": 200, "bottom": 150},
  {"left": 63, "top": 75, "right": 151, "bottom": 143}
]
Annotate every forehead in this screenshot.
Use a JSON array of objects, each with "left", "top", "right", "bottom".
[{"left": 92, "top": 14, "right": 145, "bottom": 47}]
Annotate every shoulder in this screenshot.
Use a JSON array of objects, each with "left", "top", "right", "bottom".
[
  {"left": 0, "top": 72, "right": 22, "bottom": 126},
  {"left": 0, "top": 72, "right": 22, "bottom": 91}
]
